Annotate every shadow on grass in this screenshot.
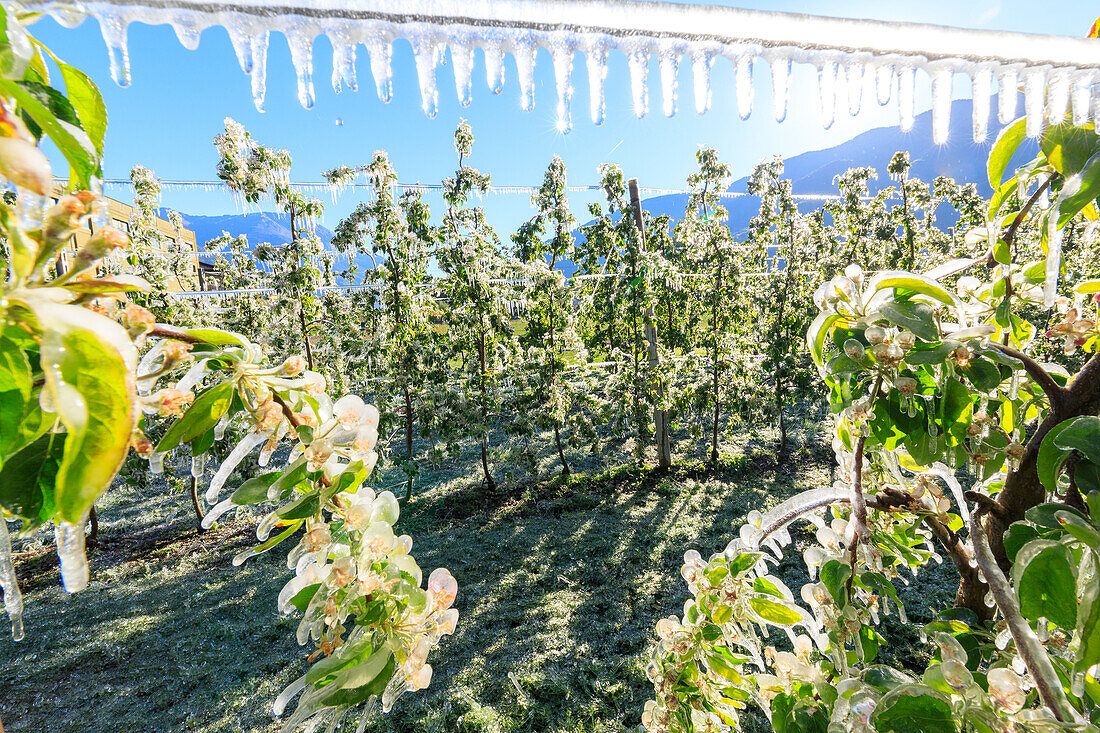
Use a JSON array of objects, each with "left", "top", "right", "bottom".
[{"left": 0, "top": 416, "right": 946, "bottom": 733}]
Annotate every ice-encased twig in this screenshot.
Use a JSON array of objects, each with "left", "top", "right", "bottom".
[
  {"left": 0, "top": 518, "right": 25, "bottom": 640},
  {"left": 28, "top": 0, "right": 1100, "bottom": 139},
  {"left": 55, "top": 517, "right": 89, "bottom": 593}
]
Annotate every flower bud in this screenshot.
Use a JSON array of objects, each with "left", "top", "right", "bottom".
[
  {"left": 122, "top": 303, "right": 155, "bottom": 339},
  {"left": 843, "top": 339, "right": 865, "bottom": 361},
  {"left": 0, "top": 136, "right": 51, "bottom": 195},
  {"left": 843, "top": 263, "right": 864, "bottom": 284},
  {"left": 278, "top": 354, "right": 307, "bottom": 376},
  {"left": 894, "top": 330, "right": 916, "bottom": 351},
  {"left": 150, "top": 388, "right": 194, "bottom": 417},
  {"left": 894, "top": 377, "right": 918, "bottom": 396},
  {"left": 130, "top": 429, "right": 154, "bottom": 457},
  {"left": 865, "top": 325, "right": 887, "bottom": 344}
]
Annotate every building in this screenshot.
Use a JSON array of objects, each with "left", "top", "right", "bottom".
[{"left": 49, "top": 183, "right": 200, "bottom": 292}]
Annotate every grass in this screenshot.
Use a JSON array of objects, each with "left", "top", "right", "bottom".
[{"left": 0, "top": 415, "right": 958, "bottom": 733}]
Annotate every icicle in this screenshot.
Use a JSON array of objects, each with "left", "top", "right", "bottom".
[
  {"left": 331, "top": 43, "right": 358, "bottom": 94},
  {"left": 484, "top": 43, "right": 505, "bottom": 94},
  {"left": 227, "top": 27, "right": 254, "bottom": 74},
  {"left": 551, "top": 42, "right": 575, "bottom": 132},
  {"left": 1044, "top": 210, "right": 1063, "bottom": 309},
  {"left": 1023, "top": 67, "right": 1047, "bottom": 137},
  {"left": 770, "top": 55, "right": 791, "bottom": 122},
  {"left": 286, "top": 26, "right": 316, "bottom": 109},
  {"left": 274, "top": 675, "right": 309, "bottom": 717},
  {"left": 1071, "top": 70, "right": 1094, "bottom": 125},
  {"left": 55, "top": 518, "right": 88, "bottom": 593},
  {"left": 191, "top": 453, "right": 206, "bottom": 478},
  {"left": 249, "top": 32, "right": 269, "bottom": 112},
  {"left": 412, "top": 38, "right": 440, "bottom": 118},
  {"left": 627, "top": 45, "right": 649, "bottom": 118},
  {"left": 451, "top": 42, "right": 475, "bottom": 107},
  {"left": 1046, "top": 69, "right": 1070, "bottom": 124},
  {"left": 998, "top": 67, "right": 1019, "bottom": 124},
  {"left": 513, "top": 39, "right": 537, "bottom": 112},
  {"left": 736, "top": 54, "right": 754, "bottom": 120},
  {"left": 206, "top": 431, "right": 267, "bottom": 503},
  {"left": 897, "top": 65, "right": 915, "bottom": 132},
  {"left": 931, "top": 65, "right": 953, "bottom": 145},
  {"left": 691, "top": 51, "right": 713, "bottom": 115},
  {"left": 0, "top": 519, "right": 24, "bottom": 641},
  {"left": 200, "top": 498, "right": 236, "bottom": 530},
  {"left": 1072, "top": 673, "right": 1086, "bottom": 699},
  {"left": 971, "top": 66, "right": 993, "bottom": 142},
  {"left": 172, "top": 17, "right": 202, "bottom": 51},
  {"left": 366, "top": 37, "right": 393, "bottom": 103},
  {"left": 845, "top": 60, "right": 864, "bottom": 116},
  {"left": 149, "top": 451, "right": 165, "bottom": 474},
  {"left": 818, "top": 60, "right": 839, "bottom": 129},
  {"left": 256, "top": 510, "right": 281, "bottom": 542},
  {"left": 97, "top": 10, "right": 131, "bottom": 87},
  {"left": 875, "top": 63, "right": 893, "bottom": 105},
  {"left": 214, "top": 410, "right": 231, "bottom": 441},
  {"left": 586, "top": 45, "right": 609, "bottom": 124},
  {"left": 658, "top": 50, "right": 679, "bottom": 118}
]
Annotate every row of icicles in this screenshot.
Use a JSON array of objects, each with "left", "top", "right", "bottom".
[{"left": 46, "top": 5, "right": 1100, "bottom": 143}]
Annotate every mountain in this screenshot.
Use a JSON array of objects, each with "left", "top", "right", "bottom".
[
  {"left": 564, "top": 99, "right": 1036, "bottom": 275},
  {"left": 172, "top": 211, "right": 334, "bottom": 261}
]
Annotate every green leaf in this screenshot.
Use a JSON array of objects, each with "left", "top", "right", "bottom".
[
  {"left": 988, "top": 118, "right": 1028, "bottom": 189},
  {"left": 156, "top": 381, "right": 235, "bottom": 453},
  {"left": 872, "top": 684, "right": 956, "bottom": 733},
  {"left": 0, "top": 78, "right": 98, "bottom": 188},
  {"left": 868, "top": 271, "right": 958, "bottom": 307},
  {"left": 959, "top": 358, "right": 1003, "bottom": 392},
  {"left": 1003, "top": 523, "right": 1040, "bottom": 564},
  {"left": 727, "top": 552, "right": 762, "bottom": 576},
  {"left": 55, "top": 61, "right": 105, "bottom": 157},
  {"left": 1054, "top": 416, "right": 1100, "bottom": 465},
  {"left": 33, "top": 302, "right": 138, "bottom": 523},
  {"left": 288, "top": 582, "right": 320, "bottom": 612},
  {"left": 1076, "top": 580, "right": 1100, "bottom": 673},
  {"left": 1056, "top": 150, "right": 1100, "bottom": 228},
  {"left": 277, "top": 492, "right": 320, "bottom": 520},
  {"left": 319, "top": 649, "right": 395, "bottom": 706},
  {"left": 231, "top": 471, "right": 281, "bottom": 505},
  {"left": 820, "top": 559, "right": 851, "bottom": 608},
  {"left": 0, "top": 334, "right": 32, "bottom": 465},
  {"left": 0, "top": 432, "right": 63, "bottom": 528},
  {"left": 749, "top": 596, "right": 802, "bottom": 626},
  {"left": 807, "top": 312, "right": 843, "bottom": 371},
  {"left": 1041, "top": 122, "right": 1100, "bottom": 178},
  {"left": 1012, "top": 540, "right": 1078, "bottom": 629},
  {"left": 182, "top": 328, "right": 250, "bottom": 347},
  {"left": 1075, "top": 279, "right": 1100, "bottom": 295},
  {"left": 1038, "top": 418, "right": 1077, "bottom": 491},
  {"left": 880, "top": 300, "right": 939, "bottom": 342},
  {"left": 1055, "top": 511, "right": 1100, "bottom": 551}
]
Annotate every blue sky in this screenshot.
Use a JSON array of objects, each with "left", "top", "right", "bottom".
[{"left": 30, "top": 0, "right": 1097, "bottom": 239}]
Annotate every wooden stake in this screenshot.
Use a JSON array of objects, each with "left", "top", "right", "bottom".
[{"left": 628, "top": 178, "right": 671, "bottom": 469}]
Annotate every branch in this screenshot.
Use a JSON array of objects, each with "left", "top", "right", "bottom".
[
  {"left": 990, "top": 343, "right": 1067, "bottom": 413},
  {"left": 269, "top": 391, "right": 332, "bottom": 489},
  {"left": 971, "top": 510, "right": 1081, "bottom": 724}
]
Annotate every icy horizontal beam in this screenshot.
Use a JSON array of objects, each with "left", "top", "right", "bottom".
[{"left": 27, "top": 0, "right": 1100, "bottom": 140}]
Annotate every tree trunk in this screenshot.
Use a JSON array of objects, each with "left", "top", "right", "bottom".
[
  {"left": 87, "top": 505, "right": 98, "bottom": 547},
  {"left": 404, "top": 384, "right": 415, "bottom": 502},
  {"left": 957, "top": 352, "right": 1100, "bottom": 618},
  {"left": 710, "top": 259, "right": 722, "bottom": 465},
  {"left": 554, "top": 424, "right": 571, "bottom": 477},
  {"left": 190, "top": 477, "right": 206, "bottom": 531},
  {"left": 477, "top": 328, "right": 496, "bottom": 492}
]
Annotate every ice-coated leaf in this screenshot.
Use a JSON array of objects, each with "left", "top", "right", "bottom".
[
  {"left": 0, "top": 433, "right": 63, "bottom": 528},
  {"left": 872, "top": 684, "right": 956, "bottom": 732},
  {"left": 987, "top": 117, "right": 1027, "bottom": 189},
  {"left": 156, "top": 381, "right": 235, "bottom": 453},
  {"left": 1012, "top": 539, "right": 1077, "bottom": 630},
  {"left": 33, "top": 302, "right": 137, "bottom": 523}
]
